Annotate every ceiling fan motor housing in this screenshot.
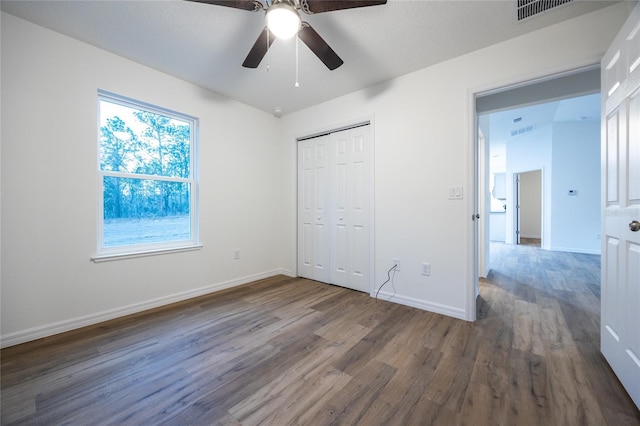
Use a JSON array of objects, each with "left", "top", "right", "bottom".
[{"left": 265, "top": 0, "right": 301, "bottom": 39}]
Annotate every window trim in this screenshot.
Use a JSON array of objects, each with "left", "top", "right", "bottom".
[
  {"left": 91, "top": 244, "right": 203, "bottom": 263},
  {"left": 93, "top": 90, "right": 200, "bottom": 261}
]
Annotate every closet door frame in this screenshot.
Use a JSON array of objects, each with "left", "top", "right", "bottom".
[{"left": 296, "top": 119, "right": 374, "bottom": 295}]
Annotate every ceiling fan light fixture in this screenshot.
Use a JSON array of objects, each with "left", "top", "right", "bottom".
[{"left": 266, "top": 2, "right": 301, "bottom": 39}]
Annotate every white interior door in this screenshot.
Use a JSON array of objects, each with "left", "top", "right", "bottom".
[
  {"left": 601, "top": 2, "right": 640, "bottom": 410},
  {"left": 330, "top": 126, "right": 372, "bottom": 292},
  {"left": 477, "top": 126, "right": 490, "bottom": 279},
  {"left": 519, "top": 170, "right": 542, "bottom": 240},
  {"left": 298, "top": 135, "right": 331, "bottom": 283},
  {"left": 297, "top": 124, "right": 373, "bottom": 293}
]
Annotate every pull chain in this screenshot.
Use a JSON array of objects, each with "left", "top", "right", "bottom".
[
  {"left": 267, "top": 29, "right": 270, "bottom": 72},
  {"left": 295, "top": 35, "right": 299, "bottom": 87}
]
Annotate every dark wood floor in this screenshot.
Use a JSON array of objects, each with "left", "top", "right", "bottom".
[{"left": 2, "top": 244, "right": 639, "bottom": 425}]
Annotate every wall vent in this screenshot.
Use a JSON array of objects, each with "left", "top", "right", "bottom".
[
  {"left": 515, "top": 0, "right": 574, "bottom": 21},
  {"left": 511, "top": 125, "right": 535, "bottom": 137}
]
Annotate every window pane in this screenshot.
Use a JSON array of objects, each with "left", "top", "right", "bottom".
[
  {"left": 99, "top": 100, "right": 191, "bottom": 178},
  {"left": 103, "top": 176, "right": 191, "bottom": 247}
]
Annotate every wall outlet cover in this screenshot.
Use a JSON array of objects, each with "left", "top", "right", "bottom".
[
  {"left": 422, "top": 262, "right": 431, "bottom": 276},
  {"left": 393, "top": 258, "right": 400, "bottom": 271}
]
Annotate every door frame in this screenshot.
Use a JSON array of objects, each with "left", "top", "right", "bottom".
[
  {"left": 294, "top": 116, "right": 376, "bottom": 294},
  {"left": 514, "top": 172, "right": 521, "bottom": 245},
  {"left": 470, "top": 65, "right": 600, "bottom": 320}
]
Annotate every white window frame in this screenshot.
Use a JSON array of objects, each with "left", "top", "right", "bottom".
[{"left": 92, "top": 90, "right": 201, "bottom": 262}]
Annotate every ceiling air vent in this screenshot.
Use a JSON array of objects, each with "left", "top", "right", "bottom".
[
  {"left": 510, "top": 125, "right": 535, "bottom": 137},
  {"left": 515, "top": 0, "right": 574, "bottom": 21}
]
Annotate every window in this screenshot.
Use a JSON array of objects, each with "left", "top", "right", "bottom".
[{"left": 95, "top": 90, "right": 199, "bottom": 260}]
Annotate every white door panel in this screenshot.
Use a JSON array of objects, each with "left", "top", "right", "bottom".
[
  {"left": 298, "top": 136, "right": 331, "bottom": 283},
  {"left": 330, "top": 125, "right": 372, "bottom": 292},
  {"left": 601, "top": 2, "right": 640, "bottom": 409}
]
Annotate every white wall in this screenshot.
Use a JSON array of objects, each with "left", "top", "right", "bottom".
[
  {"left": 0, "top": 13, "right": 289, "bottom": 346},
  {"left": 490, "top": 213, "right": 507, "bottom": 242},
  {"left": 281, "top": 4, "right": 627, "bottom": 319},
  {"left": 551, "top": 121, "right": 601, "bottom": 253}
]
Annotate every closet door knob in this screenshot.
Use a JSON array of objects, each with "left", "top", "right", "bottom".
[{"left": 630, "top": 220, "right": 640, "bottom": 232}]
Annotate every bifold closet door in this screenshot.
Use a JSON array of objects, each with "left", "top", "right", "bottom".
[
  {"left": 297, "top": 125, "right": 372, "bottom": 293},
  {"left": 329, "top": 126, "right": 371, "bottom": 292},
  {"left": 298, "top": 135, "right": 331, "bottom": 284}
]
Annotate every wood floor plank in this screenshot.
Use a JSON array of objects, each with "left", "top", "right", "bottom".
[
  {"left": 358, "top": 346, "right": 443, "bottom": 425},
  {"left": 311, "top": 358, "right": 397, "bottom": 425},
  {"left": 371, "top": 308, "right": 431, "bottom": 369},
  {"left": 512, "top": 299, "right": 545, "bottom": 356},
  {"left": 2, "top": 243, "right": 640, "bottom": 425},
  {"left": 229, "top": 318, "right": 371, "bottom": 423},
  {"left": 422, "top": 321, "right": 480, "bottom": 413},
  {"left": 501, "top": 348, "right": 548, "bottom": 424},
  {"left": 468, "top": 337, "right": 511, "bottom": 401},
  {"left": 545, "top": 347, "right": 608, "bottom": 425},
  {"left": 459, "top": 382, "right": 504, "bottom": 426}
]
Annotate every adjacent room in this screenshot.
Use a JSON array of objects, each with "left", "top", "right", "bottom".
[{"left": 2, "top": 0, "right": 639, "bottom": 424}]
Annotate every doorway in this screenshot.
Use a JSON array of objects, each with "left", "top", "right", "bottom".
[
  {"left": 515, "top": 169, "right": 542, "bottom": 247},
  {"left": 476, "top": 67, "right": 602, "bottom": 277}
]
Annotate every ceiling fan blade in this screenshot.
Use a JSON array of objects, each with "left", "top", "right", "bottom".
[
  {"left": 242, "top": 28, "right": 276, "bottom": 68},
  {"left": 184, "top": 0, "right": 263, "bottom": 12},
  {"left": 301, "top": 0, "right": 386, "bottom": 14},
  {"left": 298, "top": 24, "right": 343, "bottom": 70}
]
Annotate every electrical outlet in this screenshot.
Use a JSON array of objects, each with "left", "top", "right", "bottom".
[
  {"left": 234, "top": 249, "right": 240, "bottom": 260},
  {"left": 422, "top": 262, "right": 431, "bottom": 276},
  {"left": 393, "top": 258, "right": 400, "bottom": 272}
]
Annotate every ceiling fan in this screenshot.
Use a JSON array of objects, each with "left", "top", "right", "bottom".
[{"left": 187, "top": 0, "right": 387, "bottom": 70}]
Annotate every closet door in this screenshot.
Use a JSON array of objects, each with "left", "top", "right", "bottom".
[
  {"left": 330, "top": 126, "right": 372, "bottom": 292},
  {"left": 298, "top": 125, "right": 372, "bottom": 293},
  {"left": 297, "top": 135, "right": 331, "bottom": 283}
]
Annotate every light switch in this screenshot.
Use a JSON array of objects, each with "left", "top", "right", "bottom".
[{"left": 448, "top": 186, "right": 463, "bottom": 200}]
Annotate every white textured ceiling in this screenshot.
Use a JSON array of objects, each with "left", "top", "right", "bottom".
[{"left": 0, "top": 0, "right": 623, "bottom": 115}]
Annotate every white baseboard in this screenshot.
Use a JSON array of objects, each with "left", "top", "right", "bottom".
[
  {"left": 0, "top": 268, "right": 294, "bottom": 349},
  {"left": 372, "top": 291, "right": 467, "bottom": 321},
  {"left": 548, "top": 246, "right": 601, "bottom": 255}
]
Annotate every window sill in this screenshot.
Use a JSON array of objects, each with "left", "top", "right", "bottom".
[{"left": 91, "top": 244, "right": 203, "bottom": 263}]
